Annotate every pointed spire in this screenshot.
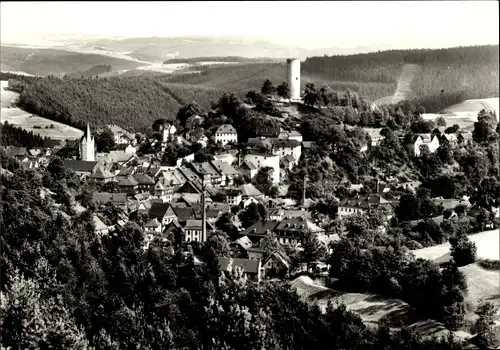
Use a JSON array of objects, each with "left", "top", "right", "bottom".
[{"left": 86, "top": 123, "right": 91, "bottom": 140}]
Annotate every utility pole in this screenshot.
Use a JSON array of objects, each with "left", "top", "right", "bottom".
[{"left": 201, "top": 174, "right": 207, "bottom": 242}]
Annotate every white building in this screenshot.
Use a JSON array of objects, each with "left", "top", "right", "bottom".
[
  {"left": 108, "top": 125, "right": 136, "bottom": 145},
  {"left": 215, "top": 124, "right": 238, "bottom": 146},
  {"left": 408, "top": 134, "right": 440, "bottom": 157},
  {"left": 271, "top": 139, "right": 301, "bottom": 167},
  {"left": 243, "top": 152, "right": 280, "bottom": 184},
  {"left": 80, "top": 123, "right": 95, "bottom": 162},
  {"left": 162, "top": 124, "right": 177, "bottom": 143},
  {"left": 184, "top": 220, "right": 215, "bottom": 243}
]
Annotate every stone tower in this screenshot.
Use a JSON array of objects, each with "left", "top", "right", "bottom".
[
  {"left": 80, "top": 123, "right": 95, "bottom": 161},
  {"left": 286, "top": 58, "right": 301, "bottom": 100}
]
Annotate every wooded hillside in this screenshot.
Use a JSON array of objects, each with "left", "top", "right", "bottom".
[
  {"left": 303, "top": 45, "right": 499, "bottom": 112},
  {"left": 3, "top": 74, "right": 225, "bottom": 132}
]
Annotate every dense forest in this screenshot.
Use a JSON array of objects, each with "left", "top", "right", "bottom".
[
  {"left": 1, "top": 73, "right": 224, "bottom": 132},
  {"left": 303, "top": 45, "right": 499, "bottom": 112},
  {"left": 0, "top": 122, "right": 48, "bottom": 148},
  {"left": 0, "top": 150, "right": 481, "bottom": 350}
]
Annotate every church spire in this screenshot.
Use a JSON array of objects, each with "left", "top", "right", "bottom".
[{"left": 86, "top": 123, "right": 91, "bottom": 140}]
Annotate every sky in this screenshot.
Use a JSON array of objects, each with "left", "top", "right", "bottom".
[{"left": 1, "top": 1, "right": 499, "bottom": 49}]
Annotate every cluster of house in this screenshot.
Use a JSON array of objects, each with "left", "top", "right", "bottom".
[
  {"left": 364, "top": 126, "right": 473, "bottom": 157},
  {"left": 406, "top": 127, "right": 472, "bottom": 157},
  {"left": 3, "top": 119, "right": 485, "bottom": 282}
]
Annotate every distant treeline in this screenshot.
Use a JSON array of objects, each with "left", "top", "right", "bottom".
[
  {"left": 0, "top": 122, "right": 48, "bottom": 148},
  {"left": 68, "top": 64, "right": 113, "bottom": 77},
  {"left": 163, "top": 56, "right": 280, "bottom": 64},
  {"left": 303, "top": 45, "right": 499, "bottom": 112}
]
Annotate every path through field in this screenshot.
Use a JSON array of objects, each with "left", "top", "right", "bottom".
[
  {"left": 1, "top": 80, "right": 83, "bottom": 140},
  {"left": 373, "top": 64, "right": 421, "bottom": 106}
]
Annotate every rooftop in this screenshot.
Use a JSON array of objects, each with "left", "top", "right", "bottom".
[{"left": 216, "top": 124, "right": 238, "bottom": 134}]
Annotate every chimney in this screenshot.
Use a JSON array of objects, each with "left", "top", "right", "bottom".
[
  {"left": 201, "top": 174, "right": 207, "bottom": 242},
  {"left": 302, "top": 175, "right": 307, "bottom": 206}
]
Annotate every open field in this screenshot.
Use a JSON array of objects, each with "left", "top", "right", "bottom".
[
  {"left": 290, "top": 276, "right": 453, "bottom": 338},
  {"left": 421, "top": 97, "right": 499, "bottom": 131},
  {"left": 1, "top": 80, "right": 83, "bottom": 140},
  {"left": 460, "top": 263, "right": 500, "bottom": 318},
  {"left": 412, "top": 230, "right": 500, "bottom": 326},
  {"left": 443, "top": 97, "right": 499, "bottom": 115},
  {"left": 412, "top": 230, "right": 499, "bottom": 262}
]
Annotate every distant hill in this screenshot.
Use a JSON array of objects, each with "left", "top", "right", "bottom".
[
  {"left": 47, "top": 36, "right": 364, "bottom": 62},
  {"left": 0, "top": 46, "right": 143, "bottom": 76},
  {"left": 163, "top": 56, "right": 281, "bottom": 64}
]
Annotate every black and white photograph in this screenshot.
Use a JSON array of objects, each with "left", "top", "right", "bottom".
[{"left": 0, "top": 1, "right": 499, "bottom": 349}]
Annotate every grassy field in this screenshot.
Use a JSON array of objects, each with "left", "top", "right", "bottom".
[
  {"left": 290, "top": 276, "right": 451, "bottom": 338},
  {"left": 412, "top": 230, "right": 500, "bottom": 329},
  {"left": 1, "top": 81, "right": 83, "bottom": 140},
  {"left": 412, "top": 230, "right": 499, "bottom": 262},
  {"left": 421, "top": 97, "right": 499, "bottom": 131}
]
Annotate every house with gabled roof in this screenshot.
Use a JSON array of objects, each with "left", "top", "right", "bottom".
[
  {"left": 190, "top": 162, "right": 224, "bottom": 186},
  {"left": 92, "top": 192, "right": 128, "bottom": 211},
  {"left": 211, "top": 160, "right": 240, "bottom": 186},
  {"left": 6, "top": 147, "right": 28, "bottom": 158},
  {"left": 243, "top": 152, "right": 280, "bottom": 184},
  {"left": 338, "top": 193, "right": 395, "bottom": 219},
  {"left": 218, "top": 257, "right": 263, "bottom": 282},
  {"left": 240, "top": 183, "right": 264, "bottom": 200},
  {"left": 231, "top": 236, "right": 254, "bottom": 258},
  {"left": 132, "top": 173, "right": 155, "bottom": 193},
  {"left": 440, "top": 133, "right": 458, "bottom": 147},
  {"left": 220, "top": 187, "right": 242, "bottom": 206},
  {"left": 215, "top": 124, "right": 238, "bottom": 146},
  {"left": 116, "top": 175, "right": 139, "bottom": 195},
  {"left": 270, "top": 139, "right": 301, "bottom": 166},
  {"left": 108, "top": 125, "right": 136, "bottom": 145},
  {"left": 145, "top": 218, "right": 162, "bottom": 233},
  {"left": 274, "top": 216, "right": 325, "bottom": 245},
  {"left": 238, "top": 160, "right": 258, "bottom": 179},
  {"left": 184, "top": 220, "right": 215, "bottom": 243},
  {"left": 247, "top": 137, "right": 273, "bottom": 152},
  {"left": 62, "top": 160, "right": 99, "bottom": 179},
  {"left": 93, "top": 215, "right": 109, "bottom": 236},
  {"left": 407, "top": 134, "right": 440, "bottom": 157},
  {"left": 89, "top": 167, "right": 116, "bottom": 184},
  {"left": 148, "top": 202, "right": 177, "bottom": 227},
  {"left": 213, "top": 150, "right": 238, "bottom": 166},
  {"left": 262, "top": 251, "right": 291, "bottom": 278}
]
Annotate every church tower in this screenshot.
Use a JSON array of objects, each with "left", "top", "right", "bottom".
[{"left": 80, "top": 123, "right": 95, "bottom": 161}]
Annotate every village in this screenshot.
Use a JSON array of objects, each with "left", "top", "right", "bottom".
[{"left": 4, "top": 112, "right": 485, "bottom": 284}]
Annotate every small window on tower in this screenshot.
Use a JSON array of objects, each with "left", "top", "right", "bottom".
[{"left": 296, "top": 77, "right": 298, "bottom": 80}]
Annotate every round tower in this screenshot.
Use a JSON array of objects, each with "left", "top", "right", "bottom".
[{"left": 286, "top": 58, "right": 301, "bottom": 100}]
